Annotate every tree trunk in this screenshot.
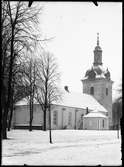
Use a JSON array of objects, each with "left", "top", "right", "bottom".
[
  {"left": 29, "top": 96, "right": 33, "bottom": 131},
  {"left": 1, "top": 79, "right": 8, "bottom": 139},
  {"left": 2, "top": 64, "right": 13, "bottom": 138},
  {"left": 43, "top": 108, "right": 47, "bottom": 131},
  {"left": 29, "top": 96, "right": 32, "bottom": 131},
  {"left": 2, "top": 101, "right": 8, "bottom": 139},
  {"left": 2, "top": 124, "right": 7, "bottom": 139},
  {"left": 8, "top": 83, "right": 14, "bottom": 131},
  {"left": 49, "top": 105, "right": 52, "bottom": 144},
  {"left": 29, "top": 111, "right": 33, "bottom": 131},
  {"left": 8, "top": 101, "right": 14, "bottom": 131},
  {"left": 2, "top": 25, "right": 15, "bottom": 139},
  {"left": 43, "top": 78, "right": 48, "bottom": 131},
  {"left": 2, "top": 118, "right": 7, "bottom": 139}
]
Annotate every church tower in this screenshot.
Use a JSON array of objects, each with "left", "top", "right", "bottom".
[{"left": 81, "top": 33, "right": 113, "bottom": 129}]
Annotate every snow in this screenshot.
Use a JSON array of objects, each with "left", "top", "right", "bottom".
[
  {"left": 83, "top": 111, "right": 107, "bottom": 118},
  {"left": 96, "top": 74, "right": 106, "bottom": 79},
  {"left": 53, "top": 92, "right": 108, "bottom": 112},
  {"left": 2, "top": 130, "right": 122, "bottom": 165},
  {"left": 15, "top": 97, "right": 38, "bottom": 106},
  {"left": 93, "top": 65, "right": 106, "bottom": 72},
  {"left": 15, "top": 92, "right": 108, "bottom": 113}
]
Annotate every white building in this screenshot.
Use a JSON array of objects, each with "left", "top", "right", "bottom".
[
  {"left": 12, "top": 91, "right": 109, "bottom": 130},
  {"left": 12, "top": 33, "right": 112, "bottom": 130}
]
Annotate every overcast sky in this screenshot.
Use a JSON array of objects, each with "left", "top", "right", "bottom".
[{"left": 38, "top": 2, "right": 122, "bottom": 100}]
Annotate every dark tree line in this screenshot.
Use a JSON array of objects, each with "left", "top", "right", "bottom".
[
  {"left": 112, "top": 99, "right": 122, "bottom": 130},
  {"left": 1, "top": 1, "right": 43, "bottom": 139},
  {"left": 1, "top": 1, "right": 61, "bottom": 140},
  {"left": 112, "top": 83, "right": 122, "bottom": 130}
]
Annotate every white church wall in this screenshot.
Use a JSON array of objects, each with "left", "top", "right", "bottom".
[
  {"left": 83, "top": 117, "right": 109, "bottom": 130},
  {"left": 50, "top": 105, "right": 86, "bottom": 130},
  {"left": 50, "top": 105, "right": 75, "bottom": 130},
  {"left": 32, "top": 104, "right": 44, "bottom": 126},
  {"left": 14, "top": 105, "right": 29, "bottom": 126},
  {"left": 50, "top": 105, "right": 62, "bottom": 130},
  {"left": 62, "top": 107, "right": 75, "bottom": 129},
  {"left": 13, "top": 103, "right": 108, "bottom": 130},
  {"left": 14, "top": 104, "right": 44, "bottom": 128}
]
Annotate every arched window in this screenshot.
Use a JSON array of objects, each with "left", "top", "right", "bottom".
[
  {"left": 68, "top": 112, "right": 72, "bottom": 126},
  {"left": 106, "top": 88, "right": 108, "bottom": 96},
  {"left": 53, "top": 111, "right": 58, "bottom": 125},
  {"left": 90, "top": 87, "right": 94, "bottom": 95}
]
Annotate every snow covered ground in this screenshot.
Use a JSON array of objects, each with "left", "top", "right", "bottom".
[{"left": 2, "top": 129, "right": 122, "bottom": 165}]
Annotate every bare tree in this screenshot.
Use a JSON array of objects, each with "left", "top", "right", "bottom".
[
  {"left": 35, "top": 51, "right": 62, "bottom": 133},
  {"left": 1, "top": 1, "right": 43, "bottom": 139},
  {"left": 21, "top": 55, "right": 39, "bottom": 131}
]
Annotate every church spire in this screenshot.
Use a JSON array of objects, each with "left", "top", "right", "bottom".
[
  {"left": 97, "top": 33, "right": 99, "bottom": 46},
  {"left": 93, "top": 33, "right": 102, "bottom": 66}
]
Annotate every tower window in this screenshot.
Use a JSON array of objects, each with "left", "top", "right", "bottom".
[
  {"left": 90, "top": 87, "right": 94, "bottom": 95},
  {"left": 106, "top": 88, "right": 108, "bottom": 96}
]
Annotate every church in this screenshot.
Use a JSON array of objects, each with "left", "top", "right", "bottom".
[{"left": 12, "top": 33, "right": 113, "bottom": 130}]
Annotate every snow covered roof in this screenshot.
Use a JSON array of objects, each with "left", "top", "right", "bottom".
[
  {"left": 83, "top": 64, "right": 111, "bottom": 81},
  {"left": 15, "top": 91, "right": 108, "bottom": 113},
  {"left": 82, "top": 74, "right": 105, "bottom": 80},
  {"left": 83, "top": 111, "right": 107, "bottom": 118},
  {"left": 95, "top": 74, "right": 106, "bottom": 79},
  {"left": 53, "top": 92, "right": 108, "bottom": 113},
  {"left": 15, "top": 97, "right": 39, "bottom": 106}
]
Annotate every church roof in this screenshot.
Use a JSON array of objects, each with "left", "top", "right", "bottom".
[
  {"left": 53, "top": 92, "right": 108, "bottom": 112},
  {"left": 15, "top": 97, "right": 37, "bottom": 106},
  {"left": 94, "top": 45, "right": 102, "bottom": 51},
  {"left": 15, "top": 91, "right": 108, "bottom": 113},
  {"left": 84, "top": 65, "right": 110, "bottom": 80},
  {"left": 83, "top": 111, "right": 107, "bottom": 118}
]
